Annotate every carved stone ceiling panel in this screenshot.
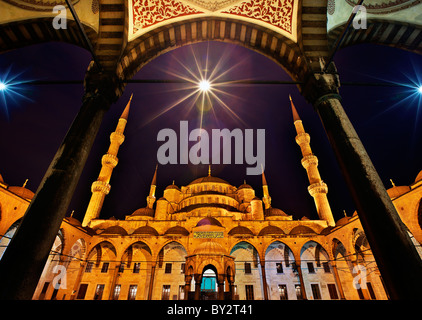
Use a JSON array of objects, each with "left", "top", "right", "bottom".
[{"left": 130, "top": 0, "right": 297, "bottom": 42}]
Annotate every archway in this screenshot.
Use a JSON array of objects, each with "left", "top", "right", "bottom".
[{"left": 200, "top": 264, "right": 218, "bottom": 300}]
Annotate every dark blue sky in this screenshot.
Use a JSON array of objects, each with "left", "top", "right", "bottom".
[{"left": 0, "top": 40, "right": 421, "bottom": 223}]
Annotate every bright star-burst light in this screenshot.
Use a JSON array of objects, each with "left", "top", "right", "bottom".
[
  {"left": 0, "top": 66, "right": 33, "bottom": 119},
  {"left": 198, "top": 79, "right": 211, "bottom": 92},
  {"left": 418, "top": 85, "right": 422, "bottom": 94},
  {"left": 137, "top": 44, "right": 250, "bottom": 130}
]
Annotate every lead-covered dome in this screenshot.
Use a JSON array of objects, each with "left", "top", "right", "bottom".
[
  {"left": 189, "top": 175, "right": 230, "bottom": 185},
  {"left": 194, "top": 241, "right": 227, "bottom": 255}
]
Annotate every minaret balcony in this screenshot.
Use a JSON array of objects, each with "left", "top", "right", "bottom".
[
  {"left": 308, "top": 181, "right": 328, "bottom": 196},
  {"left": 301, "top": 154, "right": 318, "bottom": 169},
  {"left": 102, "top": 154, "right": 119, "bottom": 167},
  {"left": 91, "top": 181, "right": 111, "bottom": 194},
  {"left": 110, "top": 132, "right": 125, "bottom": 145},
  {"left": 295, "top": 132, "right": 310, "bottom": 145}
]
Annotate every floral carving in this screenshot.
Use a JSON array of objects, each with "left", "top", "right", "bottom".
[
  {"left": 222, "top": 0, "right": 294, "bottom": 33},
  {"left": 133, "top": 0, "right": 203, "bottom": 30}
]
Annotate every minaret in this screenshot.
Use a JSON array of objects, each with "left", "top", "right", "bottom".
[
  {"left": 262, "top": 168, "right": 271, "bottom": 209},
  {"left": 82, "top": 95, "right": 133, "bottom": 227},
  {"left": 290, "top": 95, "right": 335, "bottom": 226},
  {"left": 147, "top": 165, "right": 158, "bottom": 209}
]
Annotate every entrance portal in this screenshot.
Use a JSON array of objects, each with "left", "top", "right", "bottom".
[{"left": 201, "top": 268, "right": 217, "bottom": 300}]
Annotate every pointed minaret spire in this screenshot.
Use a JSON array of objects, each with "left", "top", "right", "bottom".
[
  {"left": 147, "top": 164, "right": 158, "bottom": 209},
  {"left": 82, "top": 95, "right": 133, "bottom": 227},
  {"left": 261, "top": 165, "right": 271, "bottom": 209},
  {"left": 289, "top": 95, "right": 301, "bottom": 122},
  {"left": 120, "top": 93, "right": 133, "bottom": 120},
  {"left": 291, "top": 96, "right": 335, "bottom": 227},
  {"left": 208, "top": 165, "right": 211, "bottom": 176},
  {"left": 261, "top": 164, "right": 268, "bottom": 186}
]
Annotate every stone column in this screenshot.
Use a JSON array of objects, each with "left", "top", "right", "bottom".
[
  {"left": 217, "top": 274, "right": 225, "bottom": 300},
  {"left": 184, "top": 275, "right": 192, "bottom": 300},
  {"left": 70, "top": 262, "right": 86, "bottom": 300},
  {"left": 0, "top": 65, "right": 122, "bottom": 300},
  {"left": 295, "top": 261, "right": 307, "bottom": 300},
  {"left": 147, "top": 263, "right": 157, "bottom": 300},
  {"left": 108, "top": 264, "right": 120, "bottom": 300},
  {"left": 301, "top": 63, "right": 422, "bottom": 299},
  {"left": 331, "top": 261, "right": 346, "bottom": 300},
  {"left": 194, "top": 274, "right": 202, "bottom": 300},
  {"left": 259, "top": 261, "right": 269, "bottom": 300}
]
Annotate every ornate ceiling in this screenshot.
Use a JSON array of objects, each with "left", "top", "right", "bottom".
[
  {"left": 129, "top": 0, "right": 298, "bottom": 42},
  {"left": 2, "top": 0, "right": 81, "bottom": 11}
]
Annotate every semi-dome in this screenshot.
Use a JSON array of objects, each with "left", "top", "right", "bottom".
[
  {"left": 196, "top": 217, "right": 223, "bottom": 227},
  {"left": 8, "top": 186, "right": 34, "bottom": 200},
  {"left": 194, "top": 241, "right": 227, "bottom": 255}
]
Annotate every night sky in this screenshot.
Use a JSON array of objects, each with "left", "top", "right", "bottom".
[{"left": 0, "top": 41, "right": 421, "bottom": 224}]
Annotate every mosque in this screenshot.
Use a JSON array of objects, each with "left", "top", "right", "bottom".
[{"left": 1, "top": 96, "right": 421, "bottom": 300}]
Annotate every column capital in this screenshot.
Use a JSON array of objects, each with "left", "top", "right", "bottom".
[
  {"left": 83, "top": 62, "right": 123, "bottom": 105},
  {"left": 301, "top": 63, "right": 341, "bottom": 107}
]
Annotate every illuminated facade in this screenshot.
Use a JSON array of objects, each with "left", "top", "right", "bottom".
[{"left": 1, "top": 97, "right": 422, "bottom": 300}]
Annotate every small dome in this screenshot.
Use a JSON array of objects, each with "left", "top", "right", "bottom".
[
  {"left": 101, "top": 226, "right": 128, "bottom": 236},
  {"left": 189, "top": 175, "right": 230, "bottom": 185},
  {"left": 131, "top": 207, "right": 154, "bottom": 217},
  {"left": 265, "top": 207, "right": 288, "bottom": 217},
  {"left": 415, "top": 170, "right": 422, "bottom": 183},
  {"left": 320, "top": 226, "right": 335, "bottom": 235},
  {"left": 164, "top": 226, "right": 189, "bottom": 236},
  {"left": 196, "top": 217, "right": 222, "bottom": 227},
  {"left": 238, "top": 183, "right": 252, "bottom": 190},
  {"left": 336, "top": 216, "right": 350, "bottom": 227},
  {"left": 258, "top": 225, "right": 284, "bottom": 236},
  {"left": 228, "top": 226, "right": 254, "bottom": 236},
  {"left": 8, "top": 186, "right": 34, "bottom": 200},
  {"left": 165, "top": 184, "right": 181, "bottom": 191},
  {"left": 194, "top": 241, "right": 227, "bottom": 255},
  {"left": 132, "top": 226, "right": 159, "bottom": 236},
  {"left": 387, "top": 186, "right": 410, "bottom": 198},
  {"left": 65, "top": 216, "right": 82, "bottom": 227},
  {"left": 289, "top": 225, "right": 317, "bottom": 235}
]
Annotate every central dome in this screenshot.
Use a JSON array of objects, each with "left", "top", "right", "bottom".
[{"left": 189, "top": 175, "right": 230, "bottom": 185}]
